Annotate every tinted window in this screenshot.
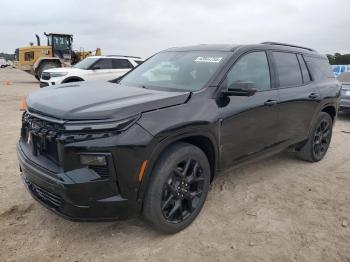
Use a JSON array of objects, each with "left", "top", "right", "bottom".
[
  {"left": 297, "top": 54, "right": 311, "bottom": 83},
  {"left": 112, "top": 59, "right": 133, "bottom": 69},
  {"left": 227, "top": 51, "right": 271, "bottom": 91},
  {"left": 93, "top": 58, "right": 113, "bottom": 69},
  {"left": 273, "top": 52, "right": 302, "bottom": 87},
  {"left": 120, "top": 51, "right": 228, "bottom": 91},
  {"left": 24, "top": 52, "right": 34, "bottom": 61},
  {"left": 74, "top": 57, "right": 100, "bottom": 70},
  {"left": 304, "top": 56, "right": 335, "bottom": 80}
]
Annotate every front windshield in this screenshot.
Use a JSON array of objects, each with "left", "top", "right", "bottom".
[
  {"left": 52, "top": 35, "right": 72, "bottom": 50},
  {"left": 120, "top": 51, "right": 229, "bottom": 91},
  {"left": 74, "top": 57, "right": 99, "bottom": 70}
]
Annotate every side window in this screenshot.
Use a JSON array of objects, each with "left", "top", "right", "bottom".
[
  {"left": 112, "top": 59, "right": 133, "bottom": 69},
  {"left": 24, "top": 51, "right": 34, "bottom": 61},
  {"left": 92, "top": 58, "right": 113, "bottom": 69},
  {"left": 227, "top": 51, "right": 271, "bottom": 91},
  {"left": 273, "top": 52, "right": 303, "bottom": 87},
  {"left": 304, "top": 56, "right": 335, "bottom": 80},
  {"left": 297, "top": 54, "right": 311, "bottom": 83}
]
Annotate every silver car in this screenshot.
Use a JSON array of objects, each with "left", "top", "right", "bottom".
[
  {"left": 340, "top": 82, "right": 350, "bottom": 111},
  {"left": 338, "top": 72, "right": 350, "bottom": 111}
]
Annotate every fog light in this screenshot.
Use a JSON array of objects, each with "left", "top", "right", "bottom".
[{"left": 80, "top": 154, "right": 107, "bottom": 166}]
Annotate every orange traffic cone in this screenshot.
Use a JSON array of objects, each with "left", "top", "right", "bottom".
[{"left": 20, "top": 96, "right": 27, "bottom": 111}]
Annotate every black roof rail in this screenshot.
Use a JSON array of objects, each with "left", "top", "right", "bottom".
[
  {"left": 261, "top": 42, "right": 316, "bottom": 52},
  {"left": 105, "top": 55, "right": 142, "bottom": 59}
]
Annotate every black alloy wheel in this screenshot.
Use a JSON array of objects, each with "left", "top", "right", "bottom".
[
  {"left": 297, "top": 112, "right": 333, "bottom": 162},
  {"left": 161, "top": 158, "right": 205, "bottom": 223},
  {"left": 313, "top": 118, "right": 331, "bottom": 159},
  {"left": 143, "top": 142, "right": 210, "bottom": 233}
]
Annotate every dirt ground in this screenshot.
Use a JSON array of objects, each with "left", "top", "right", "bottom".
[{"left": 0, "top": 68, "right": 349, "bottom": 262}]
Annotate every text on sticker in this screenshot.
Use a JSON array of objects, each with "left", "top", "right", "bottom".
[{"left": 195, "top": 57, "right": 223, "bottom": 63}]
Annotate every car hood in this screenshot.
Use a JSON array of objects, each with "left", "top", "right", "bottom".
[{"left": 26, "top": 81, "right": 190, "bottom": 121}]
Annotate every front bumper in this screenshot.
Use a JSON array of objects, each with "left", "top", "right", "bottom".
[
  {"left": 39, "top": 82, "right": 49, "bottom": 88},
  {"left": 16, "top": 142, "right": 130, "bottom": 221},
  {"left": 39, "top": 78, "right": 61, "bottom": 88}
]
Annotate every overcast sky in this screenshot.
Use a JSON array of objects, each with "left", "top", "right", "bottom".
[{"left": 1, "top": 0, "right": 349, "bottom": 57}]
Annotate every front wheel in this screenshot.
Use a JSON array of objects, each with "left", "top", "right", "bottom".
[
  {"left": 297, "top": 112, "right": 333, "bottom": 162},
  {"left": 143, "top": 142, "right": 211, "bottom": 234}
]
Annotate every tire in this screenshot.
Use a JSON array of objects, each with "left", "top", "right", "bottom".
[
  {"left": 297, "top": 112, "right": 333, "bottom": 162},
  {"left": 36, "top": 61, "right": 60, "bottom": 79},
  {"left": 143, "top": 142, "right": 211, "bottom": 234}
]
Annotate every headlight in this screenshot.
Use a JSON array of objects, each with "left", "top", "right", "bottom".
[
  {"left": 49, "top": 72, "right": 68, "bottom": 77},
  {"left": 64, "top": 115, "right": 140, "bottom": 131}
]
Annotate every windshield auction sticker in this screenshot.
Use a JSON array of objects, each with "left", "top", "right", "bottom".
[{"left": 195, "top": 57, "right": 223, "bottom": 63}]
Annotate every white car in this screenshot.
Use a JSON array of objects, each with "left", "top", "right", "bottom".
[
  {"left": 0, "top": 57, "right": 7, "bottom": 68},
  {"left": 40, "top": 55, "right": 143, "bottom": 87}
]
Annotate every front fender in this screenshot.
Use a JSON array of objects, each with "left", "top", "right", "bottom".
[{"left": 136, "top": 126, "right": 220, "bottom": 202}]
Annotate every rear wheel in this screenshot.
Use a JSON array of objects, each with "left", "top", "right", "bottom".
[
  {"left": 143, "top": 142, "right": 211, "bottom": 233},
  {"left": 297, "top": 112, "right": 333, "bottom": 162}
]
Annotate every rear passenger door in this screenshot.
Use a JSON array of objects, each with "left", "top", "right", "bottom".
[{"left": 272, "top": 52, "right": 320, "bottom": 143}]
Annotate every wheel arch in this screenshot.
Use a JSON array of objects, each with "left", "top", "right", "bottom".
[
  {"left": 321, "top": 104, "right": 337, "bottom": 122},
  {"left": 61, "top": 76, "right": 85, "bottom": 83},
  {"left": 137, "top": 131, "right": 219, "bottom": 201}
]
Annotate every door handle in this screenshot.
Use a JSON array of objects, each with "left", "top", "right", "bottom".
[
  {"left": 264, "top": 99, "right": 278, "bottom": 106},
  {"left": 309, "top": 93, "right": 320, "bottom": 99}
]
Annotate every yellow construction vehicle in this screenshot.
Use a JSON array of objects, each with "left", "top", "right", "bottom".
[{"left": 15, "top": 33, "right": 101, "bottom": 80}]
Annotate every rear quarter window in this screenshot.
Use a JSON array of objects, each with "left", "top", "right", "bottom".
[{"left": 304, "top": 56, "right": 335, "bottom": 80}]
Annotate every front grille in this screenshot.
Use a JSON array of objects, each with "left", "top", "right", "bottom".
[
  {"left": 24, "top": 177, "right": 62, "bottom": 208},
  {"left": 41, "top": 72, "right": 51, "bottom": 80},
  {"left": 21, "top": 112, "right": 64, "bottom": 163},
  {"left": 89, "top": 165, "right": 110, "bottom": 179}
]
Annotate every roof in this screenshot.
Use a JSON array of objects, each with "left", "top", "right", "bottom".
[
  {"left": 338, "top": 71, "right": 350, "bottom": 83},
  {"left": 18, "top": 46, "right": 51, "bottom": 51},
  {"left": 163, "top": 42, "right": 321, "bottom": 57},
  {"left": 165, "top": 44, "right": 239, "bottom": 52},
  {"left": 87, "top": 55, "right": 143, "bottom": 60}
]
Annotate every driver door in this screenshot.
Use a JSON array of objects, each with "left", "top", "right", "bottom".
[
  {"left": 87, "top": 58, "right": 115, "bottom": 80},
  {"left": 218, "top": 51, "right": 280, "bottom": 168}
]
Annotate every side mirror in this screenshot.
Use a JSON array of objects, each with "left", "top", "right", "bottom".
[{"left": 222, "top": 81, "right": 257, "bottom": 97}]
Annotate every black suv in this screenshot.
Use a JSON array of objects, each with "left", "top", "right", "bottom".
[{"left": 17, "top": 42, "right": 341, "bottom": 233}]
